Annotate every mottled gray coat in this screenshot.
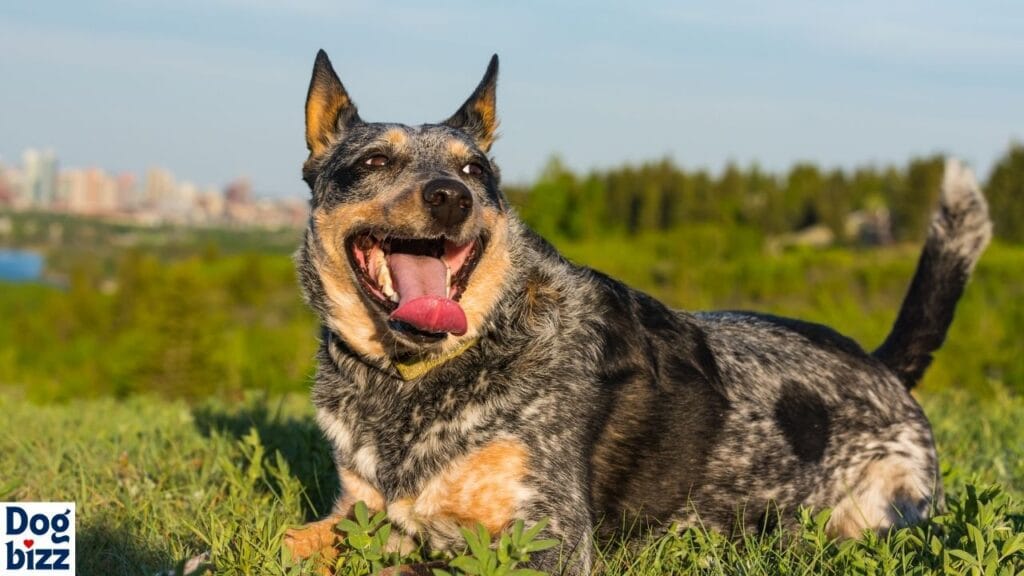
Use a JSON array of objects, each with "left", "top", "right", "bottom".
[{"left": 287, "top": 51, "right": 992, "bottom": 574}]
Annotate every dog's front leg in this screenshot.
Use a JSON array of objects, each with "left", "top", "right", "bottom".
[
  {"left": 284, "top": 469, "right": 385, "bottom": 564},
  {"left": 517, "top": 481, "right": 595, "bottom": 575},
  {"left": 528, "top": 513, "right": 594, "bottom": 575}
]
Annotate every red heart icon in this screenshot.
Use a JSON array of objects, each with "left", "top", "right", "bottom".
[{"left": 23, "top": 539, "right": 34, "bottom": 549}]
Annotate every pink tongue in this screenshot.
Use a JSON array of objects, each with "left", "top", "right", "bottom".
[{"left": 388, "top": 253, "right": 467, "bottom": 335}]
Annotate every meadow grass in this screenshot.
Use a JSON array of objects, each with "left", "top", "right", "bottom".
[
  {"left": 2, "top": 387, "right": 1022, "bottom": 575},
  {"left": 2, "top": 220, "right": 1022, "bottom": 574}
]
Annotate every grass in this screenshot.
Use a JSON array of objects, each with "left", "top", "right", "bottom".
[{"left": 2, "top": 386, "right": 1022, "bottom": 575}]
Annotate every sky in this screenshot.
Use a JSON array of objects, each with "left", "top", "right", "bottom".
[{"left": 1, "top": 1, "right": 1022, "bottom": 198}]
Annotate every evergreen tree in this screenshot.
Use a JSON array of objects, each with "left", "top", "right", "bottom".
[{"left": 986, "top": 143, "right": 1024, "bottom": 243}]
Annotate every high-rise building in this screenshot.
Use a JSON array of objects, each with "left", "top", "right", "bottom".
[
  {"left": 22, "top": 149, "right": 58, "bottom": 207},
  {"left": 196, "top": 186, "right": 225, "bottom": 222},
  {"left": 144, "top": 167, "right": 177, "bottom": 210},
  {"left": 3, "top": 167, "right": 27, "bottom": 208},
  {"left": 61, "top": 168, "right": 119, "bottom": 214},
  {"left": 0, "top": 164, "right": 13, "bottom": 206},
  {"left": 115, "top": 172, "right": 137, "bottom": 210},
  {"left": 57, "top": 169, "right": 79, "bottom": 211}
]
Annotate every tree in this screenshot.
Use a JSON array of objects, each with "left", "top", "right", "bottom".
[
  {"left": 890, "top": 155, "right": 944, "bottom": 241},
  {"left": 986, "top": 143, "right": 1024, "bottom": 243}
]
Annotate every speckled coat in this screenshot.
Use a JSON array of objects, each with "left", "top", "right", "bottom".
[{"left": 285, "top": 50, "right": 992, "bottom": 574}]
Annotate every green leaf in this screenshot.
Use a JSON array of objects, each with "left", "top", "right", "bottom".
[
  {"left": 450, "top": 555, "right": 484, "bottom": 574},
  {"left": 949, "top": 548, "right": 981, "bottom": 564},
  {"left": 524, "top": 539, "right": 559, "bottom": 553},
  {"left": 337, "top": 518, "right": 362, "bottom": 534},
  {"left": 497, "top": 534, "right": 511, "bottom": 564},
  {"left": 354, "top": 500, "right": 370, "bottom": 527},
  {"left": 999, "top": 533, "right": 1024, "bottom": 560},
  {"left": 348, "top": 533, "right": 371, "bottom": 549},
  {"left": 466, "top": 524, "right": 492, "bottom": 561},
  {"left": 522, "top": 519, "right": 548, "bottom": 542}
]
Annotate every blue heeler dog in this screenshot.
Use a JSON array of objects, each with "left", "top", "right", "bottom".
[{"left": 285, "top": 50, "right": 992, "bottom": 573}]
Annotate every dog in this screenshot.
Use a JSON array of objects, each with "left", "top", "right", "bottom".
[{"left": 284, "top": 50, "right": 992, "bottom": 573}]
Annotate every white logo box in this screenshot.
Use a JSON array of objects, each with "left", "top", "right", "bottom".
[{"left": 1, "top": 502, "right": 76, "bottom": 574}]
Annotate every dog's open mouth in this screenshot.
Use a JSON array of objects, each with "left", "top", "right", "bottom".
[{"left": 346, "top": 232, "right": 485, "bottom": 339}]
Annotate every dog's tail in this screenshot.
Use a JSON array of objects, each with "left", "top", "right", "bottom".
[{"left": 873, "top": 159, "right": 992, "bottom": 389}]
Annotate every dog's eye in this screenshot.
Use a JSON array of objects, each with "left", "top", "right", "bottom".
[
  {"left": 461, "top": 162, "right": 484, "bottom": 177},
  {"left": 364, "top": 154, "right": 390, "bottom": 168}
]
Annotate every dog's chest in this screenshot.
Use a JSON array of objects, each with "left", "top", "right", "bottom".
[
  {"left": 318, "top": 395, "right": 534, "bottom": 545},
  {"left": 384, "top": 438, "right": 533, "bottom": 544}
]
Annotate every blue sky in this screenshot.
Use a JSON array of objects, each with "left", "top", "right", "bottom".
[{"left": 1, "top": 1, "right": 1022, "bottom": 197}]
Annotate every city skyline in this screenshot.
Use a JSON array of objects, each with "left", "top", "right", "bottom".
[{"left": 0, "top": 147, "right": 306, "bottom": 228}]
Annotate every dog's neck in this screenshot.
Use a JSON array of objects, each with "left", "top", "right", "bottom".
[{"left": 393, "top": 337, "right": 480, "bottom": 380}]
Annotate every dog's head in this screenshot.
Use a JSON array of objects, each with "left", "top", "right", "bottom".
[{"left": 300, "top": 50, "right": 512, "bottom": 361}]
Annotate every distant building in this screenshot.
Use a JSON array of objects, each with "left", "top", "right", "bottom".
[
  {"left": 224, "top": 177, "right": 252, "bottom": 205},
  {"left": 22, "top": 149, "right": 58, "bottom": 207},
  {"left": 195, "top": 186, "right": 226, "bottom": 222},
  {"left": 116, "top": 172, "right": 137, "bottom": 210},
  {"left": 57, "top": 169, "right": 81, "bottom": 211},
  {"left": 61, "top": 167, "right": 118, "bottom": 214},
  {"left": 224, "top": 177, "right": 254, "bottom": 223},
  {"left": 144, "top": 167, "right": 177, "bottom": 210},
  {"left": 3, "top": 148, "right": 306, "bottom": 227},
  {"left": 0, "top": 163, "right": 16, "bottom": 206},
  {"left": 3, "top": 167, "right": 27, "bottom": 209}
]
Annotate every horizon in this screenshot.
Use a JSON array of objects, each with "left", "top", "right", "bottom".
[{"left": 2, "top": 1, "right": 1022, "bottom": 197}]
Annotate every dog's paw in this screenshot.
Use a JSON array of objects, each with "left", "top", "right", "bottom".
[{"left": 283, "top": 516, "right": 342, "bottom": 563}]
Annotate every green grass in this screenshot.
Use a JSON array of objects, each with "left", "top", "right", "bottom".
[
  {"left": 2, "top": 387, "right": 1022, "bottom": 575},
  {"left": 3, "top": 217, "right": 1023, "bottom": 573}
]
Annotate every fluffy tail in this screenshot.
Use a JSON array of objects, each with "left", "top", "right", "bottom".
[{"left": 873, "top": 159, "right": 992, "bottom": 389}]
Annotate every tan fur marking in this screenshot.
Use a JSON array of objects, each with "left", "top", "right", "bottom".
[
  {"left": 447, "top": 139, "right": 471, "bottom": 158},
  {"left": 340, "top": 469, "right": 386, "bottom": 512},
  {"left": 382, "top": 189, "right": 435, "bottom": 232},
  {"left": 388, "top": 438, "right": 529, "bottom": 539},
  {"left": 827, "top": 457, "right": 931, "bottom": 538},
  {"left": 313, "top": 204, "right": 389, "bottom": 359},
  {"left": 456, "top": 211, "right": 512, "bottom": 346},
  {"left": 285, "top": 470, "right": 388, "bottom": 566},
  {"left": 306, "top": 88, "right": 349, "bottom": 157},
  {"left": 435, "top": 439, "right": 526, "bottom": 532},
  {"left": 473, "top": 97, "right": 498, "bottom": 150},
  {"left": 384, "top": 128, "right": 410, "bottom": 148},
  {"left": 284, "top": 514, "right": 342, "bottom": 565}
]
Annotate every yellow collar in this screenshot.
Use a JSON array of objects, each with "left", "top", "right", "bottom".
[{"left": 394, "top": 337, "right": 479, "bottom": 380}]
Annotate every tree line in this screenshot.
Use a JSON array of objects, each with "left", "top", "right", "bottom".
[{"left": 506, "top": 143, "right": 1024, "bottom": 244}]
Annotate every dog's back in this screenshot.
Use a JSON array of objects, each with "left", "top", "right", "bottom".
[{"left": 596, "top": 159, "right": 991, "bottom": 537}]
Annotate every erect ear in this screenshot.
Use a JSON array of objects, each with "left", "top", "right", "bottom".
[
  {"left": 305, "top": 49, "right": 361, "bottom": 158},
  {"left": 444, "top": 54, "right": 499, "bottom": 152}
]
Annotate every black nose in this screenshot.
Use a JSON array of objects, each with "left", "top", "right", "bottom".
[{"left": 421, "top": 178, "right": 472, "bottom": 228}]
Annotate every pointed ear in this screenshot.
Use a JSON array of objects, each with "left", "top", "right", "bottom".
[
  {"left": 444, "top": 54, "right": 499, "bottom": 152},
  {"left": 305, "top": 49, "right": 361, "bottom": 158}
]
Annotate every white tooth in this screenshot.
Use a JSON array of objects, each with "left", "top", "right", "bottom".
[
  {"left": 368, "top": 246, "right": 383, "bottom": 277},
  {"left": 378, "top": 261, "right": 395, "bottom": 298},
  {"left": 445, "top": 262, "right": 452, "bottom": 298}
]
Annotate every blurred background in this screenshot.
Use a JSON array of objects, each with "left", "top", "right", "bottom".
[{"left": 1, "top": 1, "right": 1022, "bottom": 401}]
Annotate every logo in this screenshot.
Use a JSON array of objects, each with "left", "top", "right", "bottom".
[{"left": 1, "top": 503, "right": 75, "bottom": 574}]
